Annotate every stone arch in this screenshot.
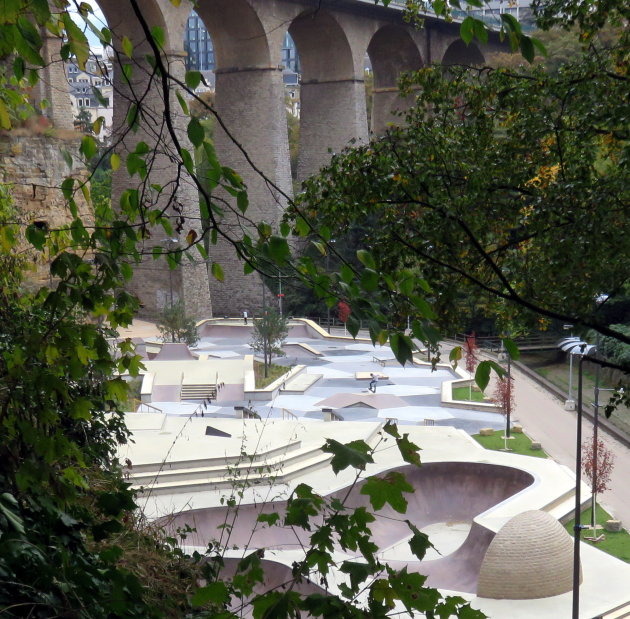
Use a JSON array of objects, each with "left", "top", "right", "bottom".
[
  {"left": 289, "top": 10, "right": 356, "bottom": 83},
  {"left": 367, "top": 25, "right": 424, "bottom": 134},
  {"left": 98, "top": 0, "right": 169, "bottom": 54},
  {"left": 289, "top": 9, "right": 368, "bottom": 182},
  {"left": 442, "top": 39, "right": 485, "bottom": 66},
  {"left": 194, "top": 0, "right": 271, "bottom": 69}
]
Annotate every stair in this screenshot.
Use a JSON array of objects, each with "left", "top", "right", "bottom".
[
  {"left": 132, "top": 421, "right": 387, "bottom": 498},
  {"left": 180, "top": 384, "right": 217, "bottom": 401}
]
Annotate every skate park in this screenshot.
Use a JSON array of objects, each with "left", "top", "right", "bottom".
[{"left": 117, "top": 318, "right": 630, "bottom": 618}]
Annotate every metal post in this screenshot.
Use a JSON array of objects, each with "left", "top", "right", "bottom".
[
  {"left": 591, "top": 335, "right": 601, "bottom": 529},
  {"left": 572, "top": 355, "right": 584, "bottom": 619},
  {"left": 278, "top": 271, "right": 283, "bottom": 317},
  {"left": 506, "top": 352, "right": 512, "bottom": 439}
]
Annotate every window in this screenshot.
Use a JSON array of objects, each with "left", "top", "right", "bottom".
[{"left": 77, "top": 98, "right": 83, "bottom": 107}]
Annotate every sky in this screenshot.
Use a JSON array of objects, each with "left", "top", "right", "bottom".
[{"left": 68, "top": 0, "right": 108, "bottom": 51}]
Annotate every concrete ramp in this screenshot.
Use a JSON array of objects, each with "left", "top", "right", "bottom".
[{"left": 163, "top": 461, "right": 533, "bottom": 594}]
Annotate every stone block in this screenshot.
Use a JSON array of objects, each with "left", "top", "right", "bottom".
[
  {"left": 479, "top": 428, "right": 494, "bottom": 436},
  {"left": 530, "top": 441, "right": 542, "bottom": 450},
  {"left": 605, "top": 519, "right": 623, "bottom": 532},
  {"left": 511, "top": 424, "right": 523, "bottom": 433}
]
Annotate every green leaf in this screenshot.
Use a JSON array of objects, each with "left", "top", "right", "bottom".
[
  {"left": 122, "top": 35, "right": 133, "bottom": 58},
  {"left": 531, "top": 36, "right": 547, "bottom": 57},
  {"left": 81, "top": 135, "right": 97, "bottom": 160},
  {"left": 360, "top": 269, "right": 379, "bottom": 292},
  {"left": 236, "top": 190, "right": 248, "bottom": 214},
  {"left": 460, "top": 16, "right": 475, "bottom": 45},
  {"left": 520, "top": 34, "right": 535, "bottom": 63},
  {"left": 176, "top": 90, "right": 189, "bottom": 115},
  {"left": 450, "top": 346, "right": 462, "bottom": 363},
  {"left": 191, "top": 581, "right": 229, "bottom": 607},
  {"left": 211, "top": 262, "right": 224, "bottom": 282},
  {"left": 61, "top": 177, "right": 75, "bottom": 201},
  {"left": 0, "top": 100, "right": 11, "bottom": 130},
  {"left": 473, "top": 18, "right": 489, "bottom": 45},
  {"left": 150, "top": 25, "right": 165, "bottom": 48},
  {"left": 257, "top": 512, "right": 280, "bottom": 526},
  {"left": 110, "top": 152, "right": 121, "bottom": 171},
  {"left": 356, "top": 249, "right": 376, "bottom": 269},
  {"left": 407, "top": 521, "right": 432, "bottom": 560},
  {"left": 360, "top": 471, "right": 413, "bottom": 513},
  {"left": 389, "top": 333, "right": 414, "bottom": 366},
  {"left": 396, "top": 433, "right": 421, "bottom": 467},
  {"left": 187, "top": 117, "right": 204, "bottom": 148},
  {"left": 268, "top": 236, "right": 290, "bottom": 264},
  {"left": 185, "top": 70, "right": 202, "bottom": 90},
  {"left": 502, "top": 338, "right": 520, "bottom": 361},
  {"left": 181, "top": 148, "right": 195, "bottom": 174},
  {"left": 475, "top": 360, "right": 506, "bottom": 392},
  {"left": 322, "top": 439, "right": 374, "bottom": 474},
  {"left": 340, "top": 561, "right": 373, "bottom": 593},
  {"left": 0, "top": 493, "right": 25, "bottom": 534}
]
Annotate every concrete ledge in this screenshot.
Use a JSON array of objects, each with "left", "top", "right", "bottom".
[
  {"left": 245, "top": 363, "right": 306, "bottom": 401},
  {"left": 140, "top": 372, "right": 155, "bottom": 402},
  {"left": 442, "top": 372, "right": 501, "bottom": 413}
]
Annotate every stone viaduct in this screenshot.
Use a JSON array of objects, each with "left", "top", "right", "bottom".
[{"left": 39, "top": 0, "right": 503, "bottom": 319}]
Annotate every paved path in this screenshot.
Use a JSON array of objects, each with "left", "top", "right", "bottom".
[{"left": 512, "top": 365, "right": 630, "bottom": 527}]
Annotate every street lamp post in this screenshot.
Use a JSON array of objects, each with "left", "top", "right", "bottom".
[
  {"left": 162, "top": 237, "right": 179, "bottom": 307},
  {"left": 560, "top": 336, "right": 585, "bottom": 410},
  {"left": 572, "top": 354, "right": 585, "bottom": 619},
  {"left": 564, "top": 340, "right": 596, "bottom": 619}
]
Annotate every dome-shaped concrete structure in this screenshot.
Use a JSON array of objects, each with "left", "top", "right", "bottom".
[{"left": 477, "top": 510, "right": 579, "bottom": 599}]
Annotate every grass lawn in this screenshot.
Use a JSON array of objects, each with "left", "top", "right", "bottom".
[
  {"left": 565, "top": 504, "right": 630, "bottom": 563},
  {"left": 254, "top": 361, "right": 290, "bottom": 388},
  {"left": 452, "top": 385, "right": 488, "bottom": 402},
  {"left": 473, "top": 431, "right": 548, "bottom": 458}
]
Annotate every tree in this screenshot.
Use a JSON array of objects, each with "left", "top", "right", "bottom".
[
  {"left": 338, "top": 300, "right": 351, "bottom": 324},
  {"left": 156, "top": 300, "right": 199, "bottom": 346},
  {"left": 74, "top": 106, "right": 93, "bottom": 133},
  {"left": 464, "top": 333, "right": 479, "bottom": 400},
  {"left": 582, "top": 435, "right": 615, "bottom": 530},
  {"left": 289, "top": 36, "right": 630, "bottom": 373},
  {"left": 250, "top": 308, "right": 289, "bottom": 378},
  {"left": 493, "top": 373, "right": 516, "bottom": 448},
  {"left": 1, "top": 0, "right": 628, "bottom": 615}
]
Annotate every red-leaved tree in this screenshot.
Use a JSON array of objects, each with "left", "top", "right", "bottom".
[
  {"left": 338, "top": 301, "right": 351, "bottom": 324},
  {"left": 493, "top": 375, "right": 515, "bottom": 445},
  {"left": 464, "top": 333, "right": 478, "bottom": 400},
  {"left": 582, "top": 435, "right": 615, "bottom": 529}
]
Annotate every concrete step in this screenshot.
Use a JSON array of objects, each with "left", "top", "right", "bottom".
[
  {"left": 129, "top": 439, "right": 302, "bottom": 474},
  {"left": 130, "top": 443, "right": 325, "bottom": 486},
  {"left": 180, "top": 384, "right": 217, "bottom": 401},
  {"left": 133, "top": 451, "right": 333, "bottom": 496}
]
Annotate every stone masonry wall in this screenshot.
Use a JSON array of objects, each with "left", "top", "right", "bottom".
[{"left": 0, "top": 131, "right": 92, "bottom": 287}]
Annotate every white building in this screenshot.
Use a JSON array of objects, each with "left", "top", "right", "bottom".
[{"left": 66, "top": 50, "right": 113, "bottom": 141}]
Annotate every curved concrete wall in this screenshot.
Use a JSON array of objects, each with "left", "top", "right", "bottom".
[{"left": 163, "top": 461, "right": 533, "bottom": 594}]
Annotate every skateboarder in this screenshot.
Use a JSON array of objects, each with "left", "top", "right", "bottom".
[{"left": 369, "top": 373, "right": 378, "bottom": 393}]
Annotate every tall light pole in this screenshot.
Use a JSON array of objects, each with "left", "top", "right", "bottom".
[
  {"left": 162, "top": 237, "right": 179, "bottom": 307},
  {"left": 567, "top": 341, "right": 596, "bottom": 619}
]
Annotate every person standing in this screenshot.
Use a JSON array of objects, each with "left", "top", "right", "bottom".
[
  {"left": 369, "top": 373, "right": 378, "bottom": 393},
  {"left": 243, "top": 310, "right": 248, "bottom": 325}
]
